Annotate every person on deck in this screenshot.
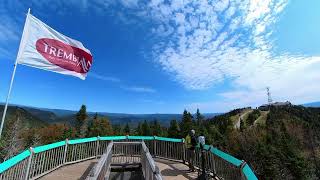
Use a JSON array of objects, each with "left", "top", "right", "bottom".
[{"left": 185, "top": 129, "right": 197, "bottom": 172}]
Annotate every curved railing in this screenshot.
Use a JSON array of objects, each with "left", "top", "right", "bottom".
[{"left": 0, "top": 136, "right": 257, "bottom": 180}]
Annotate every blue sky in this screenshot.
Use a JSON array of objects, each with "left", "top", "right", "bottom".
[{"left": 0, "top": 0, "right": 320, "bottom": 114}]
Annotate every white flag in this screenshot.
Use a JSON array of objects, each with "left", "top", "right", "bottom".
[{"left": 16, "top": 13, "right": 93, "bottom": 80}]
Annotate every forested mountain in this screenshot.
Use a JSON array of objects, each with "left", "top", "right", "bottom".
[
  {"left": 1, "top": 104, "right": 319, "bottom": 179},
  {"left": 219, "top": 105, "right": 320, "bottom": 179},
  {"left": 23, "top": 107, "right": 58, "bottom": 123},
  {"left": 0, "top": 105, "right": 48, "bottom": 128}
]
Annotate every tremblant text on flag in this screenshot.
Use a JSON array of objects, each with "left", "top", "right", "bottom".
[{"left": 36, "top": 38, "right": 92, "bottom": 73}]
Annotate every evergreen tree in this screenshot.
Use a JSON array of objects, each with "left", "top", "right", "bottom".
[
  {"left": 135, "top": 123, "right": 143, "bottom": 135},
  {"left": 161, "top": 127, "right": 168, "bottom": 137},
  {"left": 195, "top": 108, "right": 206, "bottom": 135},
  {"left": 180, "top": 110, "right": 193, "bottom": 137},
  {"left": 168, "top": 119, "right": 180, "bottom": 138},
  {"left": 195, "top": 108, "right": 204, "bottom": 125},
  {"left": 151, "top": 119, "right": 162, "bottom": 136},
  {"left": 93, "top": 112, "right": 98, "bottom": 120},
  {"left": 61, "top": 124, "right": 76, "bottom": 140},
  {"left": 75, "top": 105, "right": 88, "bottom": 137},
  {"left": 31, "top": 132, "right": 41, "bottom": 147},
  {"left": 113, "top": 125, "right": 122, "bottom": 135},
  {"left": 212, "top": 114, "right": 233, "bottom": 136},
  {"left": 124, "top": 123, "right": 130, "bottom": 135},
  {"left": 240, "top": 117, "right": 246, "bottom": 132},
  {"left": 22, "top": 128, "right": 37, "bottom": 149},
  {"left": 247, "top": 110, "right": 261, "bottom": 126},
  {"left": 141, "top": 120, "right": 151, "bottom": 136}
]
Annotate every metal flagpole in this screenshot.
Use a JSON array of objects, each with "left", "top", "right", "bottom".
[{"left": 0, "top": 8, "right": 31, "bottom": 138}]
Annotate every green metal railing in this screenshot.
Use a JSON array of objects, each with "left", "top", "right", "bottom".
[{"left": 0, "top": 136, "right": 257, "bottom": 180}]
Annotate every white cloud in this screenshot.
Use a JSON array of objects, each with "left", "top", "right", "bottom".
[
  {"left": 140, "top": 99, "right": 164, "bottom": 105},
  {"left": 175, "top": 13, "right": 185, "bottom": 25},
  {"left": 144, "top": 0, "right": 292, "bottom": 91},
  {"left": 120, "top": 0, "right": 139, "bottom": 8},
  {"left": 89, "top": 72, "right": 157, "bottom": 94},
  {"left": 122, "top": 86, "right": 157, "bottom": 93},
  {"left": 0, "top": 4, "right": 23, "bottom": 58},
  {"left": 214, "top": 0, "right": 229, "bottom": 12},
  {"left": 88, "top": 72, "right": 121, "bottom": 83},
  {"left": 114, "top": 0, "right": 318, "bottom": 110}
]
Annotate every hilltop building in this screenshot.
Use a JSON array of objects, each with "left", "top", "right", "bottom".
[{"left": 259, "top": 101, "right": 292, "bottom": 111}]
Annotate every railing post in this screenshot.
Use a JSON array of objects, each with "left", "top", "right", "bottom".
[
  {"left": 24, "top": 147, "right": 34, "bottom": 180},
  {"left": 96, "top": 136, "right": 100, "bottom": 158},
  {"left": 63, "top": 139, "right": 69, "bottom": 164},
  {"left": 126, "top": 135, "right": 129, "bottom": 159},
  {"left": 153, "top": 136, "right": 156, "bottom": 157},
  {"left": 209, "top": 146, "right": 217, "bottom": 177},
  {"left": 240, "top": 160, "right": 247, "bottom": 180},
  {"left": 182, "top": 138, "right": 186, "bottom": 164}
]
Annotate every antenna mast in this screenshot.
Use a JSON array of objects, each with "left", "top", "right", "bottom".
[{"left": 266, "top": 87, "right": 272, "bottom": 105}]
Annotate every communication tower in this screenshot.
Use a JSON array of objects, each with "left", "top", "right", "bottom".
[{"left": 266, "top": 87, "right": 272, "bottom": 105}]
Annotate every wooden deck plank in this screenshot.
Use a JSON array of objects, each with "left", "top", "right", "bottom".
[
  {"left": 39, "top": 158, "right": 198, "bottom": 180},
  {"left": 39, "top": 159, "right": 97, "bottom": 180},
  {"left": 155, "top": 158, "right": 198, "bottom": 180}
]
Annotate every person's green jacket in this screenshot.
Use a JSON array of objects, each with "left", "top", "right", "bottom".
[{"left": 185, "top": 134, "right": 191, "bottom": 149}]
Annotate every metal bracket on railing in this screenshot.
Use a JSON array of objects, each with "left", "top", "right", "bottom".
[
  {"left": 24, "top": 147, "right": 34, "bottom": 180},
  {"left": 240, "top": 160, "right": 247, "bottom": 180},
  {"left": 240, "top": 160, "right": 247, "bottom": 169}
]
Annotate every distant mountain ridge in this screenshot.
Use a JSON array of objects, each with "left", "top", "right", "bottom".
[
  {"left": 0, "top": 103, "right": 220, "bottom": 127},
  {"left": 48, "top": 109, "right": 220, "bottom": 127},
  {"left": 302, "top": 101, "right": 320, "bottom": 107}
]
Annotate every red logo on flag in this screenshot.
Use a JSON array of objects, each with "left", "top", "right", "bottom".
[{"left": 36, "top": 38, "right": 92, "bottom": 73}]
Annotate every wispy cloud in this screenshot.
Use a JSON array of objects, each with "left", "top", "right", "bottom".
[
  {"left": 119, "top": 0, "right": 139, "bottom": 9},
  {"left": 89, "top": 72, "right": 121, "bottom": 83},
  {"left": 121, "top": 86, "right": 156, "bottom": 93},
  {"left": 0, "top": 2, "right": 24, "bottom": 59},
  {"left": 144, "top": 0, "right": 294, "bottom": 90},
  {"left": 105, "top": 0, "right": 320, "bottom": 109},
  {"left": 89, "top": 72, "right": 156, "bottom": 93},
  {"left": 140, "top": 99, "right": 165, "bottom": 105}
]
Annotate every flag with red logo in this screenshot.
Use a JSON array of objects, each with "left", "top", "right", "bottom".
[{"left": 16, "top": 13, "right": 93, "bottom": 80}]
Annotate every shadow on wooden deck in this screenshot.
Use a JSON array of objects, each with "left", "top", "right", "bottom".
[
  {"left": 39, "top": 158, "right": 197, "bottom": 180},
  {"left": 155, "top": 158, "right": 198, "bottom": 180}
]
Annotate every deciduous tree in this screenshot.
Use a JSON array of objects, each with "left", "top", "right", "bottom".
[{"left": 88, "top": 117, "right": 113, "bottom": 137}]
